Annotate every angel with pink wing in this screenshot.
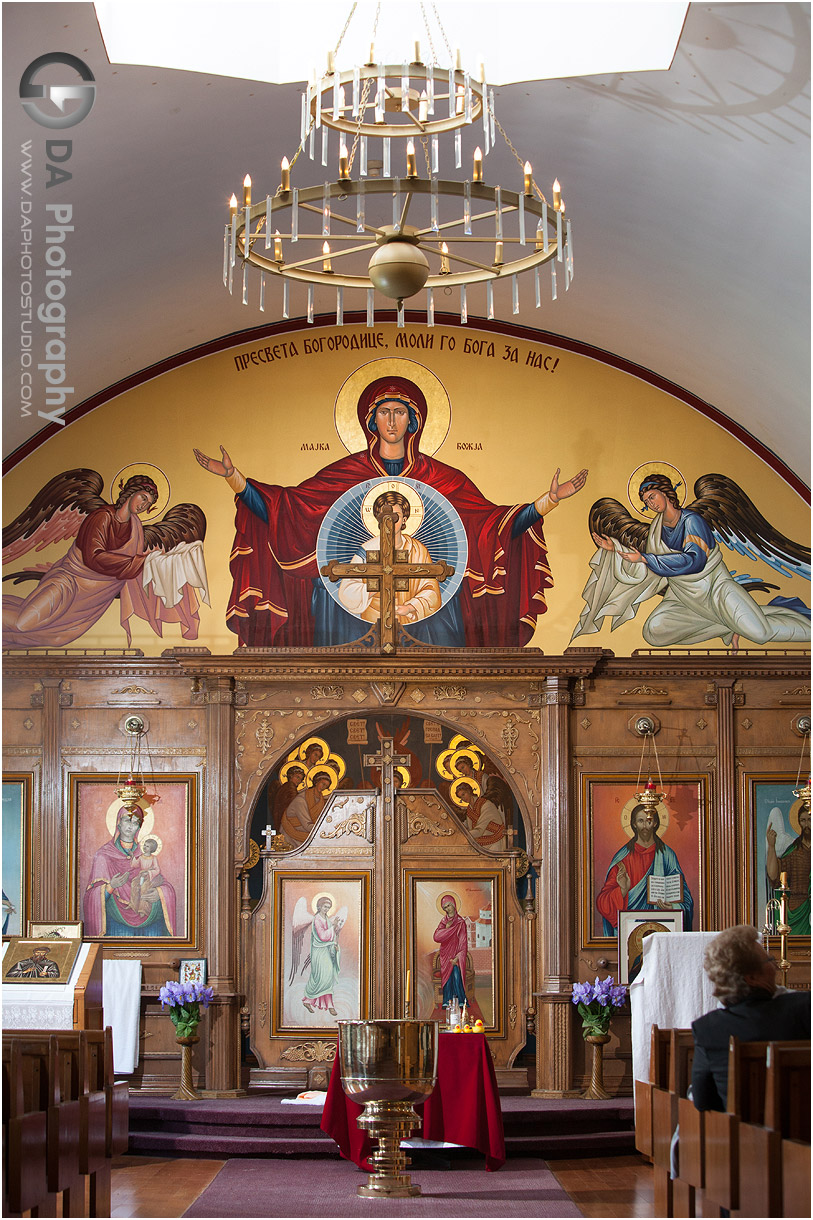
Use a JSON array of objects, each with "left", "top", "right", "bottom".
[{"left": 3, "top": 468, "right": 209, "bottom": 648}]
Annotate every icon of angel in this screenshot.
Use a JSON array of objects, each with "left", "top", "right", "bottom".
[
  {"left": 2, "top": 466, "right": 210, "bottom": 648},
  {"left": 571, "top": 466, "right": 810, "bottom": 650},
  {"left": 289, "top": 893, "right": 348, "bottom": 1017}
]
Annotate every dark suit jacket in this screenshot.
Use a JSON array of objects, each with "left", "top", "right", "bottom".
[{"left": 691, "top": 988, "right": 811, "bottom": 1111}]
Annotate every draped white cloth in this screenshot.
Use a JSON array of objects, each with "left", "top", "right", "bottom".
[
  {"left": 103, "top": 958, "right": 142, "bottom": 1074},
  {"left": 629, "top": 931, "right": 719, "bottom": 1090},
  {"left": 142, "top": 540, "right": 210, "bottom": 608}
]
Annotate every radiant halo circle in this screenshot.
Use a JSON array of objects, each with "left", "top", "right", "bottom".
[
  {"left": 789, "top": 796, "right": 809, "bottom": 835},
  {"left": 627, "top": 462, "right": 687, "bottom": 520},
  {"left": 334, "top": 359, "right": 451, "bottom": 456},
  {"left": 450, "top": 776, "right": 482, "bottom": 806},
  {"left": 279, "top": 760, "right": 307, "bottom": 788},
  {"left": 316, "top": 476, "right": 467, "bottom": 623},
  {"left": 450, "top": 749, "right": 482, "bottom": 778},
  {"left": 311, "top": 891, "right": 336, "bottom": 914},
  {"left": 105, "top": 798, "right": 155, "bottom": 842},
  {"left": 395, "top": 765, "right": 411, "bottom": 788},
  {"left": 621, "top": 795, "right": 670, "bottom": 838},
  {"left": 307, "top": 765, "right": 338, "bottom": 793},
  {"left": 109, "top": 463, "right": 170, "bottom": 520},
  {"left": 436, "top": 889, "right": 464, "bottom": 915},
  {"left": 360, "top": 480, "right": 425, "bottom": 535}
]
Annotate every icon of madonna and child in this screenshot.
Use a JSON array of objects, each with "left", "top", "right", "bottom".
[
  {"left": 83, "top": 801, "right": 178, "bottom": 938},
  {"left": 193, "top": 362, "right": 588, "bottom": 648}
]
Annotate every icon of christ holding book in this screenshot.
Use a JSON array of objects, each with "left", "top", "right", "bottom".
[{"left": 596, "top": 800, "right": 693, "bottom": 936}]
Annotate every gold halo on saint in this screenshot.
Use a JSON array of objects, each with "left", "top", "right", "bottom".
[
  {"left": 789, "top": 796, "right": 810, "bottom": 835},
  {"left": 296, "top": 736, "right": 330, "bottom": 765},
  {"left": 435, "top": 748, "right": 456, "bottom": 780},
  {"left": 326, "top": 752, "right": 347, "bottom": 781},
  {"left": 312, "top": 891, "right": 336, "bottom": 914},
  {"left": 279, "top": 760, "right": 307, "bottom": 788},
  {"left": 334, "top": 359, "right": 451, "bottom": 457},
  {"left": 621, "top": 795, "right": 670, "bottom": 839},
  {"left": 450, "top": 749, "right": 482, "bottom": 778},
  {"left": 138, "top": 832, "right": 163, "bottom": 856},
  {"left": 105, "top": 798, "right": 155, "bottom": 842},
  {"left": 360, "top": 481, "right": 425, "bottom": 536},
  {"left": 436, "top": 888, "right": 464, "bottom": 915},
  {"left": 450, "top": 776, "right": 481, "bottom": 806},
  {"left": 245, "top": 839, "right": 261, "bottom": 870},
  {"left": 627, "top": 462, "right": 687, "bottom": 520},
  {"left": 627, "top": 921, "right": 668, "bottom": 965},
  {"left": 109, "top": 463, "right": 170, "bottom": 521},
  {"left": 449, "top": 734, "right": 485, "bottom": 756},
  {"left": 306, "top": 765, "right": 338, "bottom": 794},
  {"left": 394, "top": 765, "right": 411, "bottom": 788}
]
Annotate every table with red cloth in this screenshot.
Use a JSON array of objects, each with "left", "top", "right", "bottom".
[{"left": 320, "top": 1030, "right": 506, "bottom": 1171}]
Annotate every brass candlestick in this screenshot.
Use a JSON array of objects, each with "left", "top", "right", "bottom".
[
  {"left": 339, "top": 1019, "right": 438, "bottom": 1198},
  {"left": 776, "top": 870, "right": 791, "bottom": 987}
]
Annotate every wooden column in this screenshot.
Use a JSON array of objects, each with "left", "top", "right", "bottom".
[
  {"left": 532, "top": 674, "right": 576, "bottom": 1096},
  {"left": 711, "top": 679, "right": 738, "bottom": 929},
  {"left": 35, "top": 677, "right": 68, "bottom": 920},
  {"left": 202, "top": 677, "right": 241, "bottom": 1096}
]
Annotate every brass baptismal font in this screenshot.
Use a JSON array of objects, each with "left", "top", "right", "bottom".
[{"left": 339, "top": 1019, "right": 438, "bottom": 1197}]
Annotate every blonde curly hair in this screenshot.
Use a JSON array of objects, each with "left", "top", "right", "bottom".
[{"left": 702, "top": 924, "right": 767, "bottom": 1006}]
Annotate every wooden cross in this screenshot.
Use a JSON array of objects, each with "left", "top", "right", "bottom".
[
  {"left": 320, "top": 505, "right": 454, "bottom": 654},
  {"left": 363, "top": 738, "right": 410, "bottom": 825}
]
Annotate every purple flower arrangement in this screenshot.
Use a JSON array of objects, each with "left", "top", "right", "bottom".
[
  {"left": 159, "top": 979, "right": 214, "bottom": 1039},
  {"left": 571, "top": 975, "right": 627, "bottom": 1038}
]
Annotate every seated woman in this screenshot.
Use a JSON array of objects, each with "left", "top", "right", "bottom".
[{"left": 691, "top": 924, "right": 810, "bottom": 1111}]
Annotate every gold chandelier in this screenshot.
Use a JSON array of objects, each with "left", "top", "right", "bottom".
[{"left": 222, "top": 3, "right": 573, "bottom": 326}]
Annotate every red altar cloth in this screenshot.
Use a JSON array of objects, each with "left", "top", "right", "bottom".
[{"left": 320, "top": 1031, "right": 506, "bottom": 1171}]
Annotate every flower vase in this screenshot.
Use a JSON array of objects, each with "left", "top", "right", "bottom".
[
  {"left": 583, "top": 1033, "right": 611, "bottom": 1100},
  {"left": 172, "top": 1033, "right": 200, "bottom": 1101}
]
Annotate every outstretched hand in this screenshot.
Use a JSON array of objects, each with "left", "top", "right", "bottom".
[
  {"left": 549, "top": 467, "right": 588, "bottom": 503},
  {"left": 193, "top": 445, "right": 234, "bottom": 478}
]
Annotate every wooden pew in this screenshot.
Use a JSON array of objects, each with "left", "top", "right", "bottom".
[
  {"left": 634, "top": 1023, "right": 672, "bottom": 1159},
  {"left": 703, "top": 1038, "right": 808, "bottom": 1217},
  {"left": 738, "top": 1042, "right": 810, "bottom": 1218},
  {"left": 649, "top": 1028, "right": 693, "bottom": 1217},
  {"left": 4, "top": 1038, "right": 56, "bottom": 1216},
  {"left": 2, "top": 1027, "right": 127, "bottom": 1218}
]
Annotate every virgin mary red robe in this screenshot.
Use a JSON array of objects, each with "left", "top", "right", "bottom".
[{"left": 226, "top": 377, "right": 552, "bottom": 648}]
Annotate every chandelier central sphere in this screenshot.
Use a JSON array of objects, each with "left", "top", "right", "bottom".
[{"left": 368, "top": 230, "right": 430, "bottom": 301}]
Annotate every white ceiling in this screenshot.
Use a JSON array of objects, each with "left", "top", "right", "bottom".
[{"left": 3, "top": 2, "right": 810, "bottom": 485}]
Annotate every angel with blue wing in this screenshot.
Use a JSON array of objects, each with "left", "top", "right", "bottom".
[
  {"left": 289, "top": 894, "right": 347, "bottom": 1018},
  {"left": 572, "top": 470, "right": 810, "bottom": 650}
]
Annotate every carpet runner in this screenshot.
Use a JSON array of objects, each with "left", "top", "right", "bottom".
[{"left": 181, "top": 1153, "right": 583, "bottom": 1217}]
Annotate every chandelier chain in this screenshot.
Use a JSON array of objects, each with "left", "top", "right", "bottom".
[
  {"left": 420, "top": 3, "right": 439, "bottom": 67},
  {"left": 333, "top": 2, "right": 359, "bottom": 55},
  {"left": 493, "top": 113, "right": 548, "bottom": 206},
  {"left": 347, "top": 75, "right": 374, "bottom": 173},
  {"left": 430, "top": 2, "right": 454, "bottom": 67}
]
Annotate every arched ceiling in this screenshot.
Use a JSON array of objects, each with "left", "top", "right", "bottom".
[{"left": 3, "top": 2, "right": 810, "bottom": 486}]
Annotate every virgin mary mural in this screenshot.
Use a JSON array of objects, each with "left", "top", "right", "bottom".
[{"left": 194, "top": 362, "right": 587, "bottom": 647}]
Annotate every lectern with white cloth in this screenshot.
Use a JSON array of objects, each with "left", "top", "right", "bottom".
[
  {"left": 2, "top": 940, "right": 103, "bottom": 1030},
  {"left": 629, "top": 931, "right": 719, "bottom": 1090}
]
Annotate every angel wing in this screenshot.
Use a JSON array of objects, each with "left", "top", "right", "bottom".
[
  {"left": 766, "top": 806, "right": 796, "bottom": 858},
  {"left": 143, "top": 504, "right": 207, "bottom": 552},
  {"left": 587, "top": 498, "right": 650, "bottom": 552},
  {"left": 288, "top": 896, "right": 313, "bottom": 984},
  {"left": 689, "top": 474, "right": 810, "bottom": 582},
  {"left": 2, "top": 468, "right": 106, "bottom": 565}
]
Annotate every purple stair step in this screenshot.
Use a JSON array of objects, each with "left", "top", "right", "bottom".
[
  {"left": 505, "top": 1130, "right": 634, "bottom": 1156},
  {"left": 128, "top": 1130, "right": 341, "bottom": 1158}
]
